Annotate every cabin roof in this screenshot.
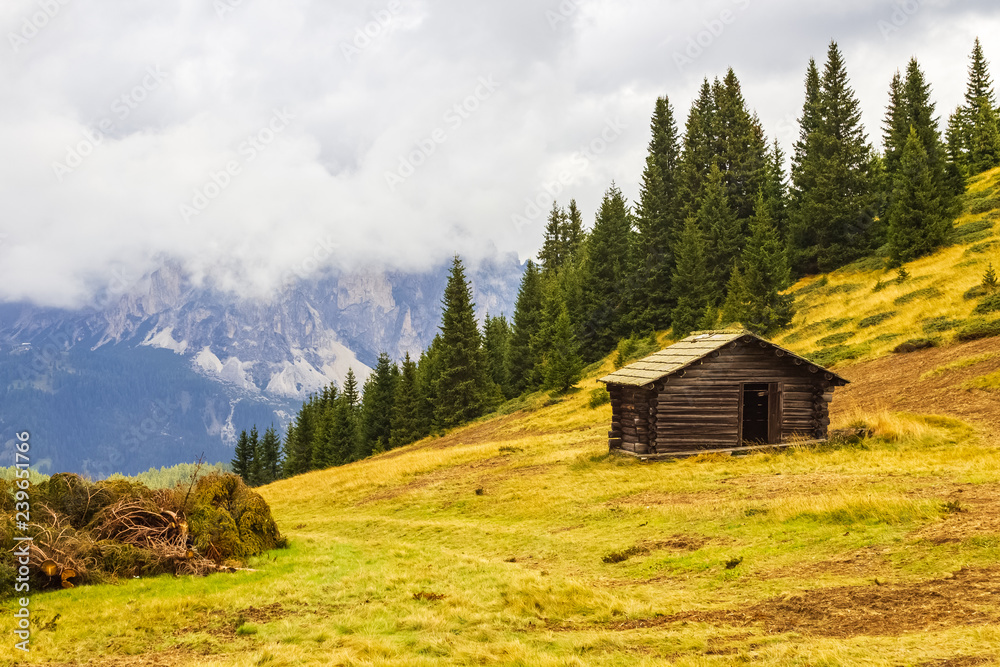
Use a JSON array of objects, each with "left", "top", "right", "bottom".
[{"left": 598, "top": 329, "right": 849, "bottom": 388}]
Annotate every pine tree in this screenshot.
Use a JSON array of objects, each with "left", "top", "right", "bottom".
[
  {"left": 416, "top": 337, "right": 442, "bottom": 436},
  {"left": 888, "top": 127, "right": 951, "bottom": 264},
  {"left": 883, "top": 70, "right": 909, "bottom": 177},
  {"left": 714, "top": 68, "right": 768, "bottom": 223},
  {"left": 539, "top": 202, "right": 568, "bottom": 273},
  {"left": 483, "top": 314, "right": 513, "bottom": 399},
  {"left": 763, "top": 139, "right": 790, "bottom": 239},
  {"left": 509, "top": 261, "right": 544, "bottom": 394},
  {"left": 564, "top": 199, "right": 585, "bottom": 261},
  {"left": 983, "top": 263, "right": 999, "bottom": 291},
  {"left": 698, "top": 163, "right": 742, "bottom": 302},
  {"left": 678, "top": 79, "right": 718, "bottom": 222},
  {"left": 359, "top": 353, "right": 397, "bottom": 458},
  {"left": 281, "top": 401, "right": 314, "bottom": 477},
  {"left": 580, "top": 183, "right": 635, "bottom": 359},
  {"left": 245, "top": 426, "right": 260, "bottom": 485},
  {"left": 671, "top": 217, "right": 711, "bottom": 338},
  {"left": 231, "top": 429, "right": 255, "bottom": 482},
  {"left": 945, "top": 109, "right": 969, "bottom": 195},
  {"left": 961, "top": 38, "right": 1000, "bottom": 174},
  {"left": 256, "top": 425, "right": 282, "bottom": 485},
  {"left": 543, "top": 304, "right": 582, "bottom": 393},
  {"left": 788, "top": 41, "right": 878, "bottom": 274},
  {"left": 435, "top": 256, "right": 491, "bottom": 428},
  {"left": 722, "top": 193, "right": 793, "bottom": 335},
  {"left": 634, "top": 95, "right": 682, "bottom": 332},
  {"left": 330, "top": 369, "right": 360, "bottom": 465},
  {"left": 389, "top": 353, "right": 422, "bottom": 448}
]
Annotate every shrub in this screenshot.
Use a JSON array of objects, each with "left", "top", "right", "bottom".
[
  {"left": 892, "top": 338, "right": 938, "bottom": 354},
  {"left": 969, "top": 197, "right": 1000, "bottom": 215},
  {"left": 827, "top": 283, "right": 862, "bottom": 295},
  {"left": 817, "top": 332, "right": 854, "bottom": 347},
  {"left": 587, "top": 387, "right": 611, "bottom": 409},
  {"left": 973, "top": 293, "right": 1000, "bottom": 315},
  {"left": 858, "top": 312, "right": 896, "bottom": 328},
  {"left": 965, "top": 285, "right": 989, "bottom": 300},
  {"left": 823, "top": 318, "right": 854, "bottom": 331},
  {"left": 984, "top": 263, "right": 999, "bottom": 291},
  {"left": 922, "top": 317, "right": 962, "bottom": 334},
  {"left": 956, "top": 318, "right": 1000, "bottom": 342},
  {"left": 794, "top": 276, "right": 829, "bottom": 296},
  {"left": 951, "top": 218, "right": 994, "bottom": 242},
  {"left": 894, "top": 287, "right": 942, "bottom": 306},
  {"left": 896, "top": 267, "right": 910, "bottom": 283},
  {"left": 965, "top": 241, "right": 996, "bottom": 255},
  {"left": 872, "top": 279, "right": 888, "bottom": 293},
  {"left": 808, "top": 344, "right": 870, "bottom": 367},
  {"left": 870, "top": 333, "right": 902, "bottom": 344}
]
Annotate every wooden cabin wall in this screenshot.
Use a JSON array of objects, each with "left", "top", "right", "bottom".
[
  {"left": 651, "top": 338, "right": 835, "bottom": 453},
  {"left": 610, "top": 386, "right": 653, "bottom": 454},
  {"left": 608, "top": 385, "right": 623, "bottom": 451}
]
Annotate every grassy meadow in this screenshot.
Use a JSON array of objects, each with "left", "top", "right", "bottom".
[{"left": 4, "top": 168, "right": 1000, "bottom": 666}]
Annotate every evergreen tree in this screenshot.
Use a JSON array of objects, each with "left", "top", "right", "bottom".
[
  {"left": 329, "top": 369, "right": 360, "bottom": 465},
  {"left": 983, "top": 263, "right": 999, "bottom": 291},
  {"left": 390, "top": 353, "right": 423, "bottom": 448},
  {"left": 961, "top": 38, "right": 1000, "bottom": 175},
  {"left": 359, "top": 353, "right": 398, "bottom": 457},
  {"left": 256, "top": 425, "right": 282, "bottom": 485},
  {"left": 788, "top": 41, "right": 878, "bottom": 274},
  {"left": 509, "top": 260, "right": 544, "bottom": 394},
  {"left": 945, "top": 109, "right": 969, "bottom": 194},
  {"left": 231, "top": 429, "right": 255, "bottom": 482},
  {"left": 888, "top": 127, "right": 951, "bottom": 264},
  {"left": 763, "top": 138, "right": 790, "bottom": 239},
  {"left": 671, "top": 217, "right": 711, "bottom": 338},
  {"left": 722, "top": 193, "right": 794, "bottom": 335},
  {"left": 483, "top": 313, "right": 514, "bottom": 399},
  {"left": 245, "top": 426, "right": 260, "bottom": 485},
  {"left": 563, "top": 199, "right": 585, "bottom": 261},
  {"left": 580, "top": 183, "right": 635, "bottom": 359},
  {"left": 539, "top": 202, "right": 568, "bottom": 273},
  {"left": 281, "top": 401, "right": 314, "bottom": 477},
  {"left": 714, "top": 68, "right": 768, "bottom": 222},
  {"left": 698, "top": 163, "right": 742, "bottom": 302},
  {"left": 543, "top": 304, "right": 582, "bottom": 393},
  {"left": 678, "top": 79, "right": 718, "bottom": 222},
  {"left": 883, "top": 70, "right": 909, "bottom": 177},
  {"left": 435, "top": 256, "right": 492, "bottom": 428},
  {"left": 634, "top": 95, "right": 682, "bottom": 331},
  {"left": 416, "top": 336, "right": 442, "bottom": 436}
]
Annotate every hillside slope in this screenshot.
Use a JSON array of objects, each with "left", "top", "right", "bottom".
[
  {"left": 774, "top": 166, "right": 1000, "bottom": 367},
  {"left": 5, "top": 174, "right": 1000, "bottom": 666}
]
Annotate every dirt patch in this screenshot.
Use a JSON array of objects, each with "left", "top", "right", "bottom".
[
  {"left": 760, "top": 546, "right": 892, "bottom": 581},
  {"left": 576, "top": 567, "right": 1000, "bottom": 638},
  {"left": 834, "top": 337, "right": 1000, "bottom": 435},
  {"left": 238, "top": 602, "right": 288, "bottom": 623},
  {"left": 910, "top": 484, "right": 1000, "bottom": 544},
  {"left": 915, "top": 657, "right": 997, "bottom": 667}
]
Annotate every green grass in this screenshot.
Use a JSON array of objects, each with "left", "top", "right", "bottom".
[
  {"left": 962, "top": 370, "right": 1000, "bottom": 391},
  {"left": 774, "top": 166, "right": 1000, "bottom": 362},
  {"left": 5, "top": 382, "right": 999, "bottom": 666},
  {"left": 920, "top": 352, "right": 999, "bottom": 379}
]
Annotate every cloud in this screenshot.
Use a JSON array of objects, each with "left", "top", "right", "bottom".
[{"left": 1, "top": 0, "right": 998, "bottom": 308}]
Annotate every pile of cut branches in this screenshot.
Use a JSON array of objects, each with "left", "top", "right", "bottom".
[{"left": 1, "top": 471, "right": 284, "bottom": 595}]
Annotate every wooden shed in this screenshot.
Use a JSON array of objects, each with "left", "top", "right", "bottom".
[{"left": 598, "top": 330, "right": 849, "bottom": 458}]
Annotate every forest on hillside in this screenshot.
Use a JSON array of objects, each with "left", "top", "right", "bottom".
[{"left": 230, "top": 39, "right": 1000, "bottom": 486}]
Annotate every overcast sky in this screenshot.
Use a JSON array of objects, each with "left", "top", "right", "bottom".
[{"left": 1, "top": 0, "right": 998, "bottom": 308}]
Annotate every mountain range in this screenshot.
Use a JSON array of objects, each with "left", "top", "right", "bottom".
[{"left": 0, "top": 256, "right": 524, "bottom": 477}]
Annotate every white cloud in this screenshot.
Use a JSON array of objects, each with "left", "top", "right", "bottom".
[{"left": 1, "top": 0, "right": 998, "bottom": 308}]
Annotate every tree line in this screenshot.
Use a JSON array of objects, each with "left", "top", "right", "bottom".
[{"left": 231, "top": 38, "right": 999, "bottom": 485}]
